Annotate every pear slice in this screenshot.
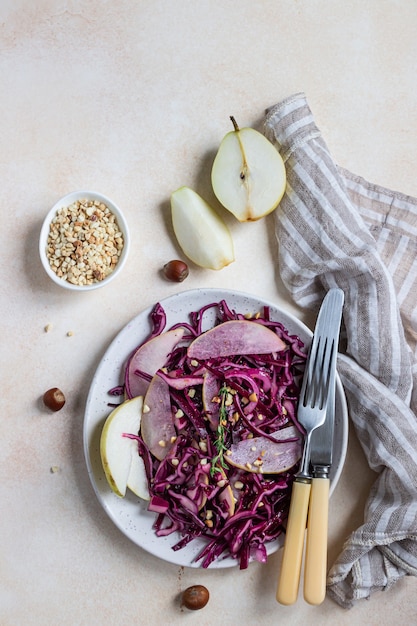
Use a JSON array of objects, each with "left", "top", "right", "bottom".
[
  {"left": 226, "top": 425, "right": 302, "bottom": 474},
  {"left": 186, "top": 471, "right": 210, "bottom": 511},
  {"left": 171, "top": 186, "right": 235, "bottom": 270},
  {"left": 125, "top": 328, "right": 185, "bottom": 399},
  {"left": 127, "top": 447, "right": 150, "bottom": 499},
  {"left": 211, "top": 117, "right": 286, "bottom": 222},
  {"left": 213, "top": 468, "right": 235, "bottom": 517},
  {"left": 100, "top": 396, "right": 149, "bottom": 499},
  {"left": 187, "top": 319, "right": 286, "bottom": 360},
  {"left": 141, "top": 374, "right": 176, "bottom": 461},
  {"left": 202, "top": 370, "right": 221, "bottom": 428}
]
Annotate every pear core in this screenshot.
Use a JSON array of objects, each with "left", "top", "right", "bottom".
[{"left": 211, "top": 119, "right": 286, "bottom": 221}]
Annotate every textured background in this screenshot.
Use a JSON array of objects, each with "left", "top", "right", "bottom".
[{"left": 1, "top": 1, "right": 417, "bottom": 624}]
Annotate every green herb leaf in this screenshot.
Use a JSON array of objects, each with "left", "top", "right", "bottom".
[{"left": 210, "top": 384, "right": 230, "bottom": 476}]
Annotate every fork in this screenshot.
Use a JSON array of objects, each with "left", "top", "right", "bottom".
[{"left": 276, "top": 298, "right": 337, "bottom": 606}]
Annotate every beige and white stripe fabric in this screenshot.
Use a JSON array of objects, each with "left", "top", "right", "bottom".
[{"left": 264, "top": 93, "right": 417, "bottom": 609}]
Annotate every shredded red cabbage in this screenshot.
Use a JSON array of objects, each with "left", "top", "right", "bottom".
[{"left": 122, "top": 300, "right": 307, "bottom": 568}]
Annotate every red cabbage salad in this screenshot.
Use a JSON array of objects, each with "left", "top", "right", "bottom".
[{"left": 112, "top": 299, "right": 307, "bottom": 569}]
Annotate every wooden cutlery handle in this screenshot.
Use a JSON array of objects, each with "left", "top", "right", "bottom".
[
  {"left": 276, "top": 479, "right": 311, "bottom": 605},
  {"left": 304, "top": 477, "right": 329, "bottom": 605}
]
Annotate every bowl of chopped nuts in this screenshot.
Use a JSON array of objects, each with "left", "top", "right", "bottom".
[{"left": 39, "top": 191, "right": 130, "bottom": 290}]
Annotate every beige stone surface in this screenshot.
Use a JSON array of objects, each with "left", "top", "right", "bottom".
[{"left": 1, "top": 1, "right": 417, "bottom": 624}]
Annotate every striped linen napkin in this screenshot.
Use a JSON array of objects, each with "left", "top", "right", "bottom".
[{"left": 264, "top": 93, "right": 417, "bottom": 609}]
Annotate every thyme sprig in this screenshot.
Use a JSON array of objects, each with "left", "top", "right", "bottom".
[{"left": 210, "top": 384, "right": 230, "bottom": 476}]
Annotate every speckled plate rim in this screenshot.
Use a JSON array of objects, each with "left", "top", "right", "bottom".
[{"left": 83, "top": 288, "right": 348, "bottom": 569}]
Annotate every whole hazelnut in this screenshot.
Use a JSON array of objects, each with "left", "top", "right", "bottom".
[
  {"left": 181, "top": 585, "right": 209, "bottom": 610},
  {"left": 163, "top": 260, "right": 189, "bottom": 282},
  {"left": 43, "top": 387, "right": 66, "bottom": 411}
]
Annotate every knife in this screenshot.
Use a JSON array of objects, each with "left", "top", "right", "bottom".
[
  {"left": 303, "top": 289, "right": 344, "bottom": 605},
  {"left": 276, "top": 288, "right": 344, "bottom": 606}
]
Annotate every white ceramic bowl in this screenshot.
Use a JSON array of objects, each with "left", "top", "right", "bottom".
[{"left": 39, "top": 190, "right": 130, "bottom": 291}]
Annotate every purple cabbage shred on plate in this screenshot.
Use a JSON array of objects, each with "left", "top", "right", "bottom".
[{"left": 119, "top": 299, "right": 307, "bottom": 568}]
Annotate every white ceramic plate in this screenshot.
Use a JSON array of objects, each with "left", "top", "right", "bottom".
[{"left": 83, "top": 288, "right": 348, "bottom": 568}]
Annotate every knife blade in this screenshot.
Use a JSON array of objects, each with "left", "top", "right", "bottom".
[
  {"left": 276, "top": 288, "right": 344, "bottom": 606},
  {"left": 303, "top": 289, "right": 344, "bottom": 605}
]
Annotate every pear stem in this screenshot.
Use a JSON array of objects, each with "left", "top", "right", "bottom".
[{"left": 230, "top": 116, "right": 240, "bottom": 132}]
